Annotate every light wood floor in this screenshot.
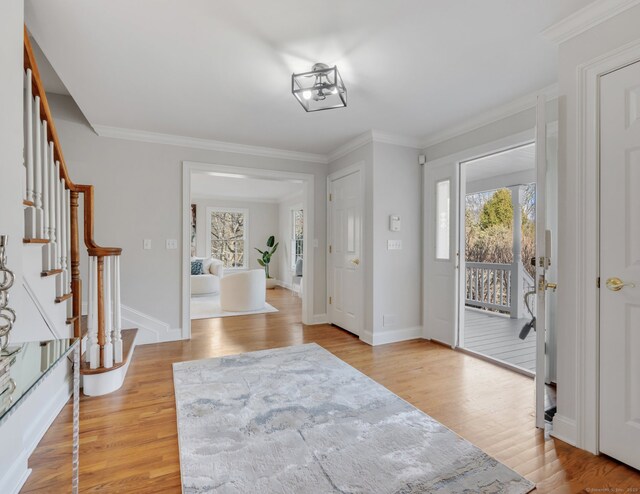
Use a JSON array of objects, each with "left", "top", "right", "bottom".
[
  {"left": 464, "top": 308, "right": 536, "bottom": 373},
  {"left": 22, "top": 288, "right": 639, "bottom": 493}
]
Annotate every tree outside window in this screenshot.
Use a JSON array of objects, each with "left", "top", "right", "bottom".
[{"left": 209, "top": 208, "right": 248, "bottom": 268}]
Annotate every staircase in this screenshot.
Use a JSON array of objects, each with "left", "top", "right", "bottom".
[{"left": 21, "top": 28, "right": 136, "bottom": 396}]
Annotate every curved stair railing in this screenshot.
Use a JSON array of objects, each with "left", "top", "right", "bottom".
[{"left": 22, "top": 28, "right": 124, "bottom": 373}]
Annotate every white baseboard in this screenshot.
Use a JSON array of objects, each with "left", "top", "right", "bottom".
[
  {"left": 551, "top": 414, "right": 578, "bottom": 446},
  {"left": 360, "top": 326, "right": 423, "bottom": 346},
  {"left": 120, "top": 305, "right": 181, "bottom": 344},
  {"left": 309, "top": 313, "right": 328, "bottom": 325},
  {"left": 82, "top": 303, "right": 183, "bottom": 344}
]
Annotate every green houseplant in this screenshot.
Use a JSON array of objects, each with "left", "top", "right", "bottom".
[{"left": 255, "top": 235, "right": 279, "bottom": 288}]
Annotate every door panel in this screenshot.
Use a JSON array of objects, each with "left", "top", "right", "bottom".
[
  {"left": 600, "top": 60, "right": 640, "bottom": 470},
  {"left": 328, "top": 169, "right": 362, "bottom": 335},
  {"left": 424, "top": 165, "right": 459, "bottom": 346}
]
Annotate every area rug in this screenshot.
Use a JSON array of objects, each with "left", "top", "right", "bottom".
[
  {"left": 173, "top": 344, "right": 535, "bottom": 494},
  {"left": 190, "top": 294, "right": 278, "bottom": 320}
]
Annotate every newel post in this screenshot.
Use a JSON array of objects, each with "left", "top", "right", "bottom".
[{"left": 70, "top": 190, "right": 82, "bottom": 337}]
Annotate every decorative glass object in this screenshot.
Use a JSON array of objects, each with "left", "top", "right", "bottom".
[
  {"left": 0, "top": 235, "right": 16, "bottom": 353},
  {"left": 292, "top": 63, "right": 347, "bottom": 112}
]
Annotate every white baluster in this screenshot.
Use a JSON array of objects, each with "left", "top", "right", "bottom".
[
  {"left": 113, "top": 256, "right": 123, "bottom": 363},
  {"left": 56, "top": 178, "right": 67, "bottom": 297},
  {"left": 66, "top": 188, "right": 72, "bottom": 294},
  {"left": 88, "top": 256, "right": 100, "bottom": 369},
  {"left": 41, "top": 120, "right": 49, "bottom": 242},
  {"left": 55, "top": 160, "right": 61, "bottom": 270},
  {"left": 102, "top": 257, "right": 114, "bottom": 368},
  {"left": 33, "top": 96, "right": 44, "bottom": 238},
  {"left": 49, "top": 143, "right": 58, "bottom": 272},
  {"left": 24, "top": 70, "right": 34, "bottom": 204}
]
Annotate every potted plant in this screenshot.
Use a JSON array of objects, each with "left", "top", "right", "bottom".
[{"left": 256, "top": 235, "right": 279, "bottom": 289}]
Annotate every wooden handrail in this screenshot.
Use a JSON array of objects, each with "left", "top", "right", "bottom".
[
  {"left": 23, "top": 27, "right": 76, "bottom": 192},
  {"left": 76, "top": 185, "right": 122, "bottom": 257},
  {"left": 24, "top": 25, "right": 122, "bottom": 351}
]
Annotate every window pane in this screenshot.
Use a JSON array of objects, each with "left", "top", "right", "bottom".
[
  {"left": 436, "top": 180, "right": 450, "bottom": 260},
  {"left": 210, "top": 211, "right": 246, "bottom": 268}
]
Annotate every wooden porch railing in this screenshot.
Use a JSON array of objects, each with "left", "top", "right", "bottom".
[{"left": 23, "top": 28, "right": 123, "bottom": 371}]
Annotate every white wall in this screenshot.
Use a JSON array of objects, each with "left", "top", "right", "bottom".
[
  {"left": 0, "top": 0, "right": 26, "bottom": 344},
  {"left": 371, "top": 142, "right": 422, "bottom": 343},
  {"left": 554, "top": 4, "right": 640, "bottom": 448},
  {"left": 47, "top": 94, "right": 328, "bottom": 333},
  {"left": 277, "top": 194, "right": 303, "bottom": 288},
  {"left": 192, "top": 197, "right": 280, "bottom": 274}
]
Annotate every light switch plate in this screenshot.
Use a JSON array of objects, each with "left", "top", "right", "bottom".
[
  {"left": 387, "top": 239, "right": 402, "bottom": 250},
  {"left": 143, "top": 239, "right": 152, "bottom": 250},
  {"left": 166, "top": 239, "right": 178, "bottom": 250}
]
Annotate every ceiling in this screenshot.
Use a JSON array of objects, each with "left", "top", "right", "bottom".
[
  {"left": 26, "top": 0, "right": 591, "bottom": 156},
  {"left": 191, "top": 172, "right": 303, "bottom": 202},
  {"left": 465, "top": 143, "right": 535, "bottom": 183}
]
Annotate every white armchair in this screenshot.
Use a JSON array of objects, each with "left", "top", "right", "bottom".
[
  {"left": 191, "top": 257, "right": 224, "bottom": 296},
  {"left": 220, "top": 269, "right": 266, "bottom": 311}
]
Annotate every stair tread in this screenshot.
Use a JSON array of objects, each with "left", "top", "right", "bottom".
[
  {"left": 23, "top": 199, "right": 34, "bottom": 207},
  {"left": 23, "top": 238, "right": 49, "bottom": 244},
  {"left": 80, "top": 328, "right": 138, "bottom": 375},
  {"left": 41, "top": 269, "right": 63, "bottom": 277},
  {"left": 55, "top": 292, "right": 72, "bottom": 303}
]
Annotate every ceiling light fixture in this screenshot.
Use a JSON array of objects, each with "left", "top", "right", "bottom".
[{"left": 291, "top": 63, "right": 347, "bottom": 112}]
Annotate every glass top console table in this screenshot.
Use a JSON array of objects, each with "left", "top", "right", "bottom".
[{"left": 1, "top": 338, "right": 80, "bottom": 493}]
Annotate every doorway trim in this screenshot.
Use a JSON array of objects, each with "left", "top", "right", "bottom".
[
  {"left": 423, "top": 129, "right": 535, "bottom": 347},
  {"left": 181, "top": 161, "right": 316, "bottom": 339},
  {"left": 573, "top": 38, "right": 640, "bottom": 455},
  {"left": 326, "top": 162, "right": 365, "bottom": 339}
]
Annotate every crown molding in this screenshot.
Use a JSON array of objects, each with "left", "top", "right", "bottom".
[
  {"left": 419, "top": 83, "right": 558, "bottom": 149},
  {"left": 191, "top": 194, "right": 283, "bottom": 204},
  {"left": 92, "top": 124, "right": 329, "bottom": 164},
  {"left": 327, "top": 130, "right": 421, "bottom": 163},
  {"left": 542, "top": 0, "right": 640, "bottom": 44},
  {"left": 327, "top": 131, "right": 374, "bottom": 163}
]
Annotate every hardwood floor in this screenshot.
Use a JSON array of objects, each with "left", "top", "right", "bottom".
[{"left": 22, "top": 288, "right": 640, "bottom": 493}]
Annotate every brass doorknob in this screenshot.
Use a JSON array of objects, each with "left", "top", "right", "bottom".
[
  {"left": 351, "top": 258, "right": 360, "bottom": 265},
  {"left": 606, "top": 277, "right": 636, "bottom": 291}
]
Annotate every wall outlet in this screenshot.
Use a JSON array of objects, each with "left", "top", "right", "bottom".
[
  {"left": 387, "top": 239, "right": 402, "bottom": 250},
  {"left": 166, "top": 239, "right": 178, "bottom": 250},
  {"left": 383, "top": 314, "right": 398, "bottom": 327},
  {"left": 143, "top": 239, "right": 152, "bottom": 250}
]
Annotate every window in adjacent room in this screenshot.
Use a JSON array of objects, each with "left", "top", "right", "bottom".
[
  {"left": 291, "top": 209, "right": 304, "bottom": 270},
  {"left": 207, "top": 207, "right": 248, "bottom": 269}
]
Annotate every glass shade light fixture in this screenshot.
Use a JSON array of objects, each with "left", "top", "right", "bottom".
[{"left": 291, "top": 63, "right": 347, "bottom": 112}]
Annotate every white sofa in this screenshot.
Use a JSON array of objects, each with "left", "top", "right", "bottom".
[
  {"left": 191, "top": 257, "right": 224, "bottom": 295},
  {"left": 220, "top": 269, "right": 266, "bottom": 311}
]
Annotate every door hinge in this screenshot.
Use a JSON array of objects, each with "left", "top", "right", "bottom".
[
  {"left": 329, "top": 193, "right": 332, "bottom": 201},
  {"left": 329, "top": 296, "right": 332, "bottom": 305},
  {"left": 329, "top": 245, "right": 332, "bottom": 254},
  {"left": 596, "top": 277, "right": 600, "bottom": 288}
]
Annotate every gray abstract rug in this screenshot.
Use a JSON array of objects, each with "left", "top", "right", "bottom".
[{"left": 173, "top": 344, "right": 534, "bottom": 494}]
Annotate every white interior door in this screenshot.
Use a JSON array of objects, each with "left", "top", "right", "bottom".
[
  {"left": 327, "top": 168, "right": 363, "bottom": 335},
  {"left": 599, "top": 60, "right": 640, "bottom": 470},
  {"left": 424, "top": 163, "right": 459, "bottom": 346}
]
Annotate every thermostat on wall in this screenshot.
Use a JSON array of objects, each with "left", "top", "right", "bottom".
[{"left": 389, "top": 215, "right": 401, "bottom": 232}]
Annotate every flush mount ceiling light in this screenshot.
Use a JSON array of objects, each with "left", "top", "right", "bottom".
[{"left": 291, "top": 63, "right": 347, "bottom": 112}]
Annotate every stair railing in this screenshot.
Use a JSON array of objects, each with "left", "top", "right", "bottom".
[{"left": 23, "top": 27, "right": 123, "bottom": 371}]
